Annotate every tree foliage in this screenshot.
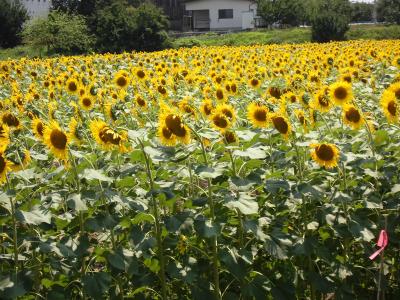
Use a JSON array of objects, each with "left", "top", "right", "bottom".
[
  {"left": 92, "top": 0, "right": 169, "bottom": 52},
  {"left": 22, "top": 11, "right": 95, "bottom": 54},
  {"left": 310, "top": 0, "right": 351, "bottom": 42},
  {"left": 0, "top": 0, "right": 29, "bottom": 48},
  {"left": 350, "top": 2, "right": 374, "bottom": 23},
  {"left": 377, "top": 0, "right": 400, "bottom": 24},
  {"left": 256, "top": 0, "right": 306, "bottom": 27}
]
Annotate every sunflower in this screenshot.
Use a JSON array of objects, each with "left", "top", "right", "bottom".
[
  {"left": 343, "top": 104, "right": 363, "bottom": 129},
  {"left": 223, "top": 130, "right": 238, "bottom": 144},
  {"left": 68, "top": 117, "right": 83, "bottom": 145},
  {"left": 388, "top": 82, "right": 400, "bottom": 100},
  {"left": 43, "top": 121, "right": 69, "bottom": 161},
  {"left": 247, "top": 102, "right": 269, "bottom": 128},
  {"left": 1, "top": 111, "right": 21, "bottom": 129},
  {"left": 211, "top": 112, "right": 231, "bottom": 132},
  {"left": 10, "top": 149, "right": 31, "bottom": 172},
  {"left": 134, "top": 68, "right": 147, "bottom": 81},
  {"left": 310, "top": 143, "right": 340, "bottom": 169},
  {"left": 90, "top": 120, "right": 127, "bottom": 150},
  {"left": 158, "top": 125, "right": 177, "bottom": 146},
  {"left": 200, "top": 99, "right": 214, "bottom": 117},
  {"left": 270, "top": 113, "right": 291, "bottom": 138},
  {"left": 311, "top": 88, "right": 332, "bottom": 113},
  {"left": 215, "top": 87, "right": 227, "bottom": 102},
  {"left": 79, "top": 93, "right": 95, "bottom": 111},
  {"left": 66, "top": 78, "right": 80, "bottom": 95},
  {"left": 31, "top": 118, "right": 45, "bottom": 140},
  {"left": 0, "top": 124, "right": 10, "bottom": 152},
  {"left": 161, "top": 113, "right": 191, "bottom": 144},
  {"left": 114, "top": 70, "right": 130, "bottom": 89},
  {"left": 135, "top": 95, "right": 147, "bottom": 110},
  {"left": 214, "top": 103, "right": 236, "bottom": 124},
  {"left": 0, "top": 152, "right": 12, "bottom": 184},
  {"left": 248, "top": 77, "right": 261, "bottom": 89},
  {"left": 294, "top": 109, "right": 308, "bottom": 131},
  {"left": 380, "top": 90, "right": 398, "bottom": 123},
  {"left": 329, "top": 81, "right": 353, "bottom": 106}
]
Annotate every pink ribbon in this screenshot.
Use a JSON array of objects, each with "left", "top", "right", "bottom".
[{"left": 369, "top": 230, "right": 388, "bottom": 260}]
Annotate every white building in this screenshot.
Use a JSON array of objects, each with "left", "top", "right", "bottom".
[
  {"left": 19, "top": 0, "right": 51, "bottom": 19},
  {"left": 184, "top": 0, "right": 257, "bottom": 31}
]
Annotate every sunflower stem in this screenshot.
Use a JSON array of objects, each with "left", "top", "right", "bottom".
[
  {"left": 190, "top": 127, "right": 221, "bottom": 300},
  {"left": 138, "top": 139, "right": 168, "bottom": 300}
]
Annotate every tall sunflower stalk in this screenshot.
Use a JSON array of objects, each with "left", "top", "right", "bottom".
[
  {"left": 5, "top": 176, "right": 19, "bottom": 280},
  {"left": 191, "top": 128, "right": 221, "bottom": 300},
  {"left": 137, "top": 139, "right": 168, "bottom": 300}
]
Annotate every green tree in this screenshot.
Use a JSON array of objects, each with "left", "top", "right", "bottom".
[
  {"left": 377, "top": 0, "right": 400, "bottom": 24},
  {"left": 310, "top": 0, "right": 351, "bottom": 42},
  {"left": 92, "top": 0, "right": 169, "bottom": 52},
  {"left": 0, "top": 0, "right": 29, "bottom": 48},
  {"left": 350, "top": 2, "right": 374, "bottom": 23},
  {"left": 257, "top": 0, "right": 306, "bottom": 27},
  {"left": 22, "top": 11, "right": 95, "bottom": 55}
]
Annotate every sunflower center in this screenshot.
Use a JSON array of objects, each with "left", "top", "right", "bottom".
[
  {"left": 165, "top": 114, "right": 185, "bottom": 136},
  {"left": 388, "top": 100, "right": 397, "bottom": 116},
  {"left": 213, "top": 114, "right": 228, "bottom": 128},
  {"left": 99, "top": 128, "right": 121, "bottom": 145},
  {"left": 251, "top": 79, "right": 259, "bottom": 87},
  {"left": 316, "top": 144, "right": 334, "bottom": 161},
  {"left": 137, "top": 97, "right": 146, "bottom": 107},
  {"left": 0, "top": 155, "right": 5, "bottom": 173},
  {"left": 345, "top": 107, "right": 361, "bottom": 123},
  {"left": 137, "top": 70, "right": 145, "bottom": 79},
  {"left": 224, "top": 131, "right": 237, "bottom": 144},
  {"left": 203, "top": 104, "right": 212, "bottom": 115},
  {"left": 216, "top": 89, "right": 224, "bottom": 100},
  {"left": 269, "top": 87, "right": 281, "bottom": 99},
  {"left": 50, "top": 129, "right": 67, "bottom": 150},
  {"left": 162, "top": 126, "right": 173, "bottom": 139},
  {"left": 299, "top": 115, "right": 305, "bottom": 125},
  {"left": 230, "top": 84, "right": 237, "bottom": 93},
  {"left": 254, "top": 108, "right": 267, "bottom": 122},
  {"left": 222, "top": 108, "right": 233, "bottom": 120},
  {"left": 318, "top": 95, "right": 329, "bottom": 107},
  {"left": 68, "top": 82, "right": 77, "bottom": 92},
  {"left": 116, "top": 76, "right": 128, "bottom": 87},
  {"left": 272, "top": 116, "right": 288, "bottom": 134},
  {"left": 334, "top": 87, "right": 348, "bottom": 100},
  {"left": 158, "top": 85, "right": 166, "bottom": 94},
  {"left": 37, "top": 122, "right": 44, "bottom": 136},
  {"left": 2, "top": 113, "right": 19, "bottom": 127},
  {"left": 82, "top": 98, "right": 92, "bottom": 107}
]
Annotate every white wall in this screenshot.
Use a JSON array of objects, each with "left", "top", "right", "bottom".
[
  {"left": 185, "top": 0, "right": 257, "bottom": 30},
  {"left": 20, "top": 0, "right": 51, "bottom": 19}
]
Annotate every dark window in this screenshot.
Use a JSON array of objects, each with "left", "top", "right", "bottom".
[{"left": 218, "top": 9, "right": 233, "bottom": 19}]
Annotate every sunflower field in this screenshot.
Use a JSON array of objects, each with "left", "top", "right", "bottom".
[{"left": 0, "top": 40, "right": 400, "bottom": 299}]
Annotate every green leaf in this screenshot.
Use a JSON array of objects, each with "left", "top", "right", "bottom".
[
  {"left": 195, "top": 165, "right": 223, "bottom": 179},
  {"left": 391, "top": 184, "right": 400, "bottom": 194},
  {"left": 17, "top": 207, "right": 51, "bottom": 225},
  {"left": 225, "top": 193, "right": 258, "bottom": 215},
  {"left": 0, "top": 277, "right": 13, "bottom": 291},
  {"left": 131, "top": 212, "right": 155, "bottom": 225},
  {"left": 0, "top": 193, "right": 11, "bottom": 212},
  {"left": 234, "top": 146, "right": 267, "bottom": 159},
  {"left": 67, "top": 194, "right": 87, "bottom": 212},
  {"left": 349, "top": 221, "right": 374, "bottom": 242},
  {"left": 107, "top": 250, "right": 126, "bottom": 271},
  {"left": 83, "top": 272, "right": 111, "bottom": 299},
  {"left": 374, "top": 129, "right": 389, "bottom": 145},
  {"left": 82, "top": 169, "right": 113, "bottom": 182}
]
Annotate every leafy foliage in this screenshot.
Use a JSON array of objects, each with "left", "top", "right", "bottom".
[
  {"left": 350, "top": 2, "right": 374, "bottom": 23},
  {"left": 256, "top": 0, "right": 306, "bottom": 27},
  {"left": 22, "top": 11, "right": 95, "bottom": 55},
  {"left": 310, "top": 0, "right": 351, "bottom": 42},
  {"left": 0, "top": 0, "right": 29, "bottom": 48},
  {"left": 377, "top": 0, "right": 400, "bottom": 24}
]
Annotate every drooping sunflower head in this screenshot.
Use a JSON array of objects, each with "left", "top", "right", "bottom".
[
  {"left": 247, "top": 102, "right": 269, "bottom": 128},
  {"left": 214, "top": 103, "right": 236, "bottom": 124},
  {"left": 310, "top": 143, "right": 340, "bottom": 169},
  {"left": 0, "top": 123, "right": 10, "bottom": 152},
  {"left": 135, "top": 95, "right": 147, "bottom": 110},
  {"left": 294, "top": 109, "right": 308, "bottom": 131},
  {"left": 0, "top": 151, "right": 12, "bottom": 184},
  {"left": 311, "top": 88, "right": 332, "bottom": 113},
  {"left": 270, "top": 113, "right": 291, "bottom": 138},
  {"left": 211, "top": 112, "right": 231, "bottom": 132},
  {"left": 31, "top": 118, "right": 45, "bottom": 140},
  {"left": 158, "top": 125, "right": 177, "bottom": 146},
  {"left": 43, "top": 121, "right": 69, "bottom": 161},
  {"left": 380, "top": 90, "right": 398, "bottom": 123},
  {"left": 223, "top": 130, "right": 238, "bottom": 144},
  {"left": 90, "top": 119, "right": 124, "bottom": 150},
  {"left": 159, "top": 111, "right": 191, "bottom": 145},
  {"left": 68, "top": 117, "right": 84, "bottom": 145},
  {"left": 343, "top": 104, "right": 363, "bottom": 129},
  {"left": 1, "top": 111, "right": 21, "bottom": 129},
  {"left": 200, "top": 99, "right": 214, "bottom": 117},
  {"left": 329, "top": 81, "right": 353, "bottom": 106}
]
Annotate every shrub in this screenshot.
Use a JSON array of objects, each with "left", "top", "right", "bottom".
[
  {"left": 311, "top": 0, "right": 351, "bottom": 42},
  {"left": 22, "top": 11, "right": 95, "bottom": 55},
  {"left": 92, "top": 0, "right": 169, "bottom": 53},
  {"left": 0, "top": 0, "right": 29, "bottom": 48},
  {"left": 377, "top": 0, "right": 400, "bottom": 24}
]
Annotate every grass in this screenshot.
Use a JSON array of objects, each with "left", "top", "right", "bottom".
[
  {"left": 1, "top": 24, "right": 400, "bottom": 60},
  {"left": 172, "top": 24, "right": 400, "bottom": 48}
]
